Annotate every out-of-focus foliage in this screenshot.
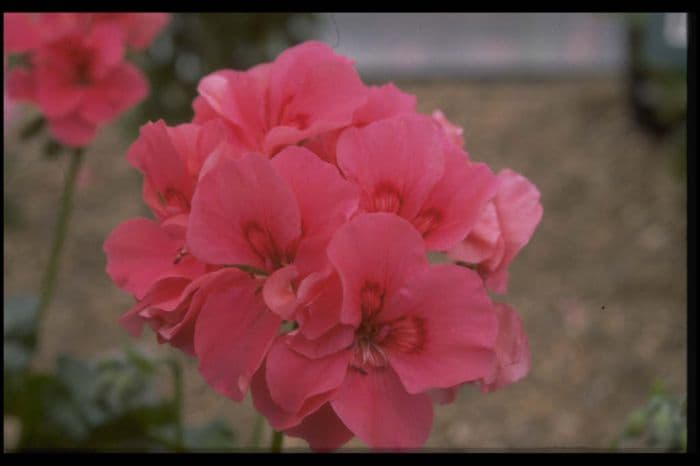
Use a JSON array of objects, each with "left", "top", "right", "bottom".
[
  {"left": 4, "top": 295, "right": 235, "bottom": 451},
  {"left": 126, "top": 13, "right": 318, "bottom": 129},
  {"left": 612, "top": 381, "right": 687, "bottom": 452}
]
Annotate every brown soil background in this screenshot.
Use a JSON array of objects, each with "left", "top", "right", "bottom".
[{"left": 3, "top": 76, "right": 687, "bottom": 451}]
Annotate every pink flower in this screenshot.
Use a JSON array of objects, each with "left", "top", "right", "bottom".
[
  {"left": 337, "top": 114, "right": 498, "bottom": 251},
  {"left": 193, "top": 41, "right": 367, "bottom": 156},
  {"left": 262, "top": 214, "right": 498, "bottom": 449},
  {"left": 187, "top": 145, "right": 358, "bottom": 319},
  {"left": 432, "top": 109, "right": 465, "bottom": 147},
  {"left": 7, "top": 22, "right": 147, "bottom": 147},
  {"left": 449, "top": 168, "right": 543, "bottom": 293}
]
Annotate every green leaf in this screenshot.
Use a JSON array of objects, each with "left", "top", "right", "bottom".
[{"left": 183, "top": 419, "right": 236, "bottom": 451}]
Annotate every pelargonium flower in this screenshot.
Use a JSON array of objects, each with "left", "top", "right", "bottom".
[
  {"left": 4, "top": 13, "right": 169, "bottom": 147},
  {"left": 449, "top": 168, "right": 543, "bottom": 293},
  {"left": 6, "top": 23, "right": 147, "bottom": 146},
  {"left": 336, "top": 114, "right": 498, "bottom": 251},
  {"left": 103, "top": 39, "right": 542, "bottom": 452},
  {"left": 258, "top": 214, "right": 499, "bottom": 449},
  {"left": 192, "top": 41, "right": 367, "bottom": 156}
]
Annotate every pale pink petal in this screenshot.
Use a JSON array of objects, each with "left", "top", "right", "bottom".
[
  {"left": 187, "top": 151, "right": 301, "bottom": 271},
  {"left": 331, "top": 367, "right": 433, "bottom": 450},
  {"left": 336, "top": 114, "right": 444, "bottom": 220},
  {"left": 194, "top": 269, "right": 280, "bottom": 401},
  {"left": 266, "top": 337, "right": 350, "bottom": 414},
  {"left": 479, "top": 303, "right": 531, "bottom": 392},
  {"left": 382, "top": 264, "right": 498, "bottom": 394},
  {"left": 327, "top": 213, "right": 427, "bottom": 327},
  {"left": 284, "top": 403, "right": 354, "bottom": 452},
  {"left": 432, "top": 110, "right": 465, "bottom": 147}
]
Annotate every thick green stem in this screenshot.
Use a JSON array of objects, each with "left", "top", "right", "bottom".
[
  {"left": 271, "top": 430, "right": 284, "bottom": 453},
  {"left": 35, "top": 148, "right": 84, "bottom": 329}
]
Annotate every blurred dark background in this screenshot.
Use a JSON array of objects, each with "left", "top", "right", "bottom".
[{"left": 4, "top": 13, "right": 687, "bottom": 451}]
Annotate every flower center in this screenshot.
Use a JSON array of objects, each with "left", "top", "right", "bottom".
[
  {"left": 369, "top": 183, "right": 402, "bottom": 214},
  {"left": 351, "top": 281, "right": 427, "bottom": 371},
  {"left": 243, "top": 222, "right": 287, "bottom": 271}
]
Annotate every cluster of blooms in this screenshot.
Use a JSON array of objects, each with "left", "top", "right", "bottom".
[
  {"left": 104, "top": 41, "right": 543, "bottom": 450},
  {"left": 3, "top": 13, "right": 169, "bottom": 146}
]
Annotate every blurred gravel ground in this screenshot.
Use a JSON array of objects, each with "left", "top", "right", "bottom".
[{"left": 3, "top": 76, "right": 686, "bottom": 451}]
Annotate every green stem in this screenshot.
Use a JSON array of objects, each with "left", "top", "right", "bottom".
[
  {"left": 170, "top": 359, "right": 185, "bottom": 452},
  {"left": 35, "top": 148, "right": 84, "bottom": 332},
  {"left": 270, "top": 430, "right": 284, "bottom": 453},
  {"left": 250, "top": 414, "right": 264, "bottom": 449}
]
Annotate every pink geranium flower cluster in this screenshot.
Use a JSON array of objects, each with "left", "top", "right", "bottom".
[
  {"left": 3, "top": 13, "right": 169, "bottom": 147},
  {"left": 104, "top": 41, "right": 543, "bottom": 451}
]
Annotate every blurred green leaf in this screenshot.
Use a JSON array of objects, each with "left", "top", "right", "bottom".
[
  {"left": 183, "top": 419, "right": 236, "bottom": 451},
  {"left": 3, "top": 295, "right": 39, "bottom": 376}
]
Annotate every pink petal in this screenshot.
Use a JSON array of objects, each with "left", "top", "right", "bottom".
[
  {"left": 271, "top": 145, "right": 358, "bottom": 241},
  {"left": 79, "top": 62, "right": 147, "bottom": 124},
  {"left": 415, "top": 147, "right": 498, "bottom": 251},
  {"left": 187, "top": 151, "right": 301, "bottom": 270},
  {"left": 382, "top": 264, "right": 498, "bottom": 394},
  {"left": 121, "top": 13, "right": 170, "bottom": 50},
  {"left": 287, "top": 324, "right": 355, "bottom": 359},
  {"left": 47, "top": 114, "right": 97, "bottom": 147},
  {"left": 263, "top": 265, "right": 299, "bottom": 319},
  {"left": 352, "top": 83, "right": 416, "bottom": 126},
  {"left": 336, "top": 114, "right": 444, "bottom": 220},
  {"left": 4, "top": 13, "right": 43, "bottom": 52},
  {"left": 493, "top": 169, "right": 543, "bottom": 272},
  {"left": 6, "top": 68, "right": 37, "bottom": 101},
  {"left": 126, "top": 120, "right": 195, "bottom": 219},
  {"left": 194, "top": 269, "right": 280, "bottom": 401},
  {"left": 296, "top": 272, "right": 345, "bottom": 340},
  {"left": 448, "top": 201, "right": 503, "bottom": 265},
  {"left": 284, "top": 403, "right": 354, "bottom": 452},
  {"left": 266, "top": 337, "right": 350, "bottom": 414},
  {"left": 479, "top": 303, "right": 531, "bottom": 392},
  {"left": 35, "top": 69, "right": 84, "bottom": 118},
  {"left": 331, "top": 367, "right": 433, "bottom": 450},
  {"left": 326, "top": 213, "right": 427, "bottom": 327},
  {"left": 103, "top": 217, "right": 204, "bottom": 300},
  {"left": 86, "top": 23, "right": 126, "bottom": 80},
  {"left": 196, "top": 66, "right": 269, "bottom": 151},
  {"left": 265, "top": 41, "right": 366, "bottom": 151}
]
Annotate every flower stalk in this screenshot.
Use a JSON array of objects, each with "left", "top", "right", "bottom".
[{"left": 35, "top": 148, "right": 84, "bottom": 332}]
